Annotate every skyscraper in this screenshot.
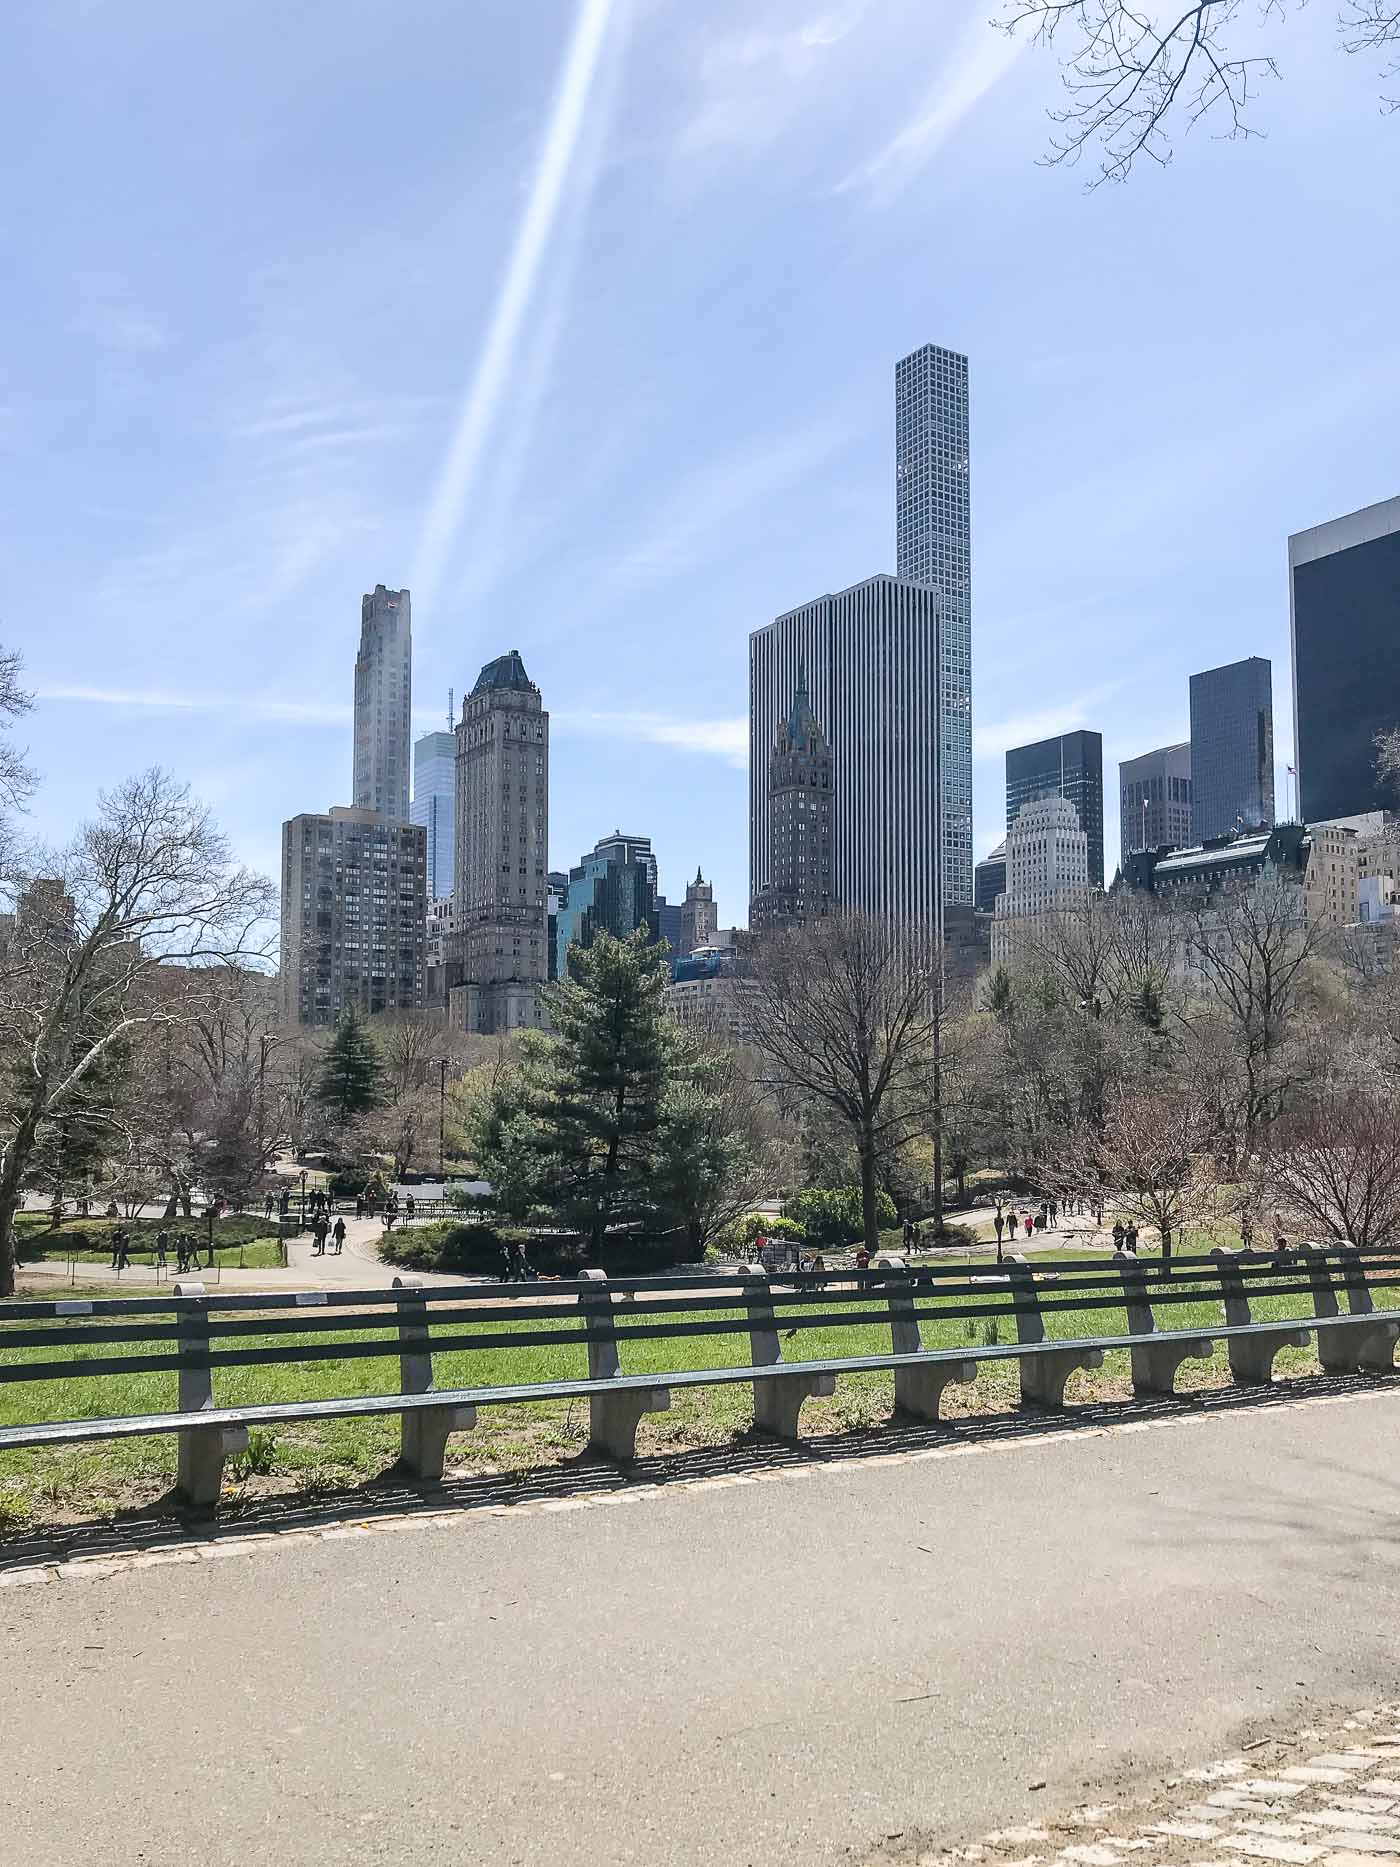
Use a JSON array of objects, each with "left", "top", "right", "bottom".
[
  {"left": 749, "top": 575, "right": 943, "bottom": 928},
  {"left": 555, "top": 835, "right": 660, "bottom": 957},
  {"left": 1189, "top": 657, "right": 1275, "bottom": 842},
  {"left": 449, "top": 650, "right": 549, "bottom": 1034},
  {"left": 1005, "top": 730, "right": 1104, "bottom": 890},
  {"left": 991, "top": 794, "right": 1090, "bottom": 966},
  {"left": 1119, "top": 742, "right": 1192, "bottom": 869},
  {"left": 410, "top": 730, "right": 456, "bottom": 901},
  {"left": 680, "top": 870, "right": 718, "bottom": 955},
  {"left": 895, "top": 343, "right": 972, "bottom": 905},
  {"left": 750, "top": 671, "right": 836, "bottom": 933},
  {"left": 1290, "top": 494, "right": 1400, "bottom": 822},
  {"left": 973, "top": 842, "right": 1006, "bottom": 915},
  {"left": 353, "top": 585, "right": 412, "bottom": 821},
  {"left": 279, "top": 807, "right": 426, "bottom": 1026}
]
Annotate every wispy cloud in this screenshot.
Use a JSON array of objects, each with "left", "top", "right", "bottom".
[
  {"left": 836, "top": 11, "right": 1024, "bottom": 202},
  {"left": 558, "top": 709, "right": 748, "bottom": 769},
  {"left": 973, "top": 683, "right": 1121, "bottom": 762},
  {"left": 673, "top": 5, "right": 872, "bottom": 160},
  {"left": 606, "top": 408, "right": 864, "bottom": 589},
  {"left": 412, "top": 0, "right": 624, "bottom": 611},
  {"left": 69, "top": 309, "right": 169, "bottom": 353},
  {"left": 32, "top": 684, "right": 351, "bottom": 727}
]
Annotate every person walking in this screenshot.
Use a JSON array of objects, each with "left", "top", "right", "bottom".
[
  {"left": 1048, "top": 1197, "right": 1059, "bottom": 1229},
  {"left": 1124, "top": 1221, "right": 1140, "bottom": 1255},
  {"left": 263, "top": 1191, "right": 275, "bottom": 1222},
  {"left": 993, "top": 1206, "right": 1005, "bottom": 1248},
  {"left": 331, "top": 1215, "right": 346, "bottom": 1256},
  {"left": 384, "top": 1195, "right": 399, "bottom": 1233},
  {"left": 109, "top": 1225, "right": 124, "bottom": 1271},
  {"left": 354, "top": 1192, "right": 365, "bottom": 1220},
  {"left": 1111, "top": 1220, "right": 1126, "bottom": 1251},
  {"left": 1033, "top": 1206, "right": 1047, "bottom": 1233},
  {"left": 155, "top": 1229, "right": 169, "bottom": 1271},
  {"left": 1022, "top": 1211, "right": 1033, "bottom": 1240},
  {"left": 1240, "top": 1210, "right": 1255, "bottom": 1251},
  {"left": 499, "top": 1239, "right": 514, "bottom": 1283},
  {"left": 316, "top": 1214, "right": 331, "bottom": 1256},
  {"left": 405, "top": 1194, "right": 416, "bottom": 1223}
]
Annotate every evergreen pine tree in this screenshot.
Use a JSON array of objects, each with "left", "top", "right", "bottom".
[
  {"left": 472, "top": 929, "right": 681, "bottom": 1255},
  {"left": 314, "top": 1007, "right": 383, "bottom": 1122}
]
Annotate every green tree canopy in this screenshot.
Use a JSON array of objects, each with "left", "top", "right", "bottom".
[{"left": 314, "top": 1008, "right": 383, "bottom": 1123}]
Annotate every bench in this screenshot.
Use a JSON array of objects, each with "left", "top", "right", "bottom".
[{"left": 1, "top": 1245, "right": 1396, "bottom": 1512}]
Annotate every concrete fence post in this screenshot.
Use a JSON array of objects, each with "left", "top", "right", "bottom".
[
  {"left": 880, "top": 1257, "right": 976, "bottom": 1420},
  {"left": 1115, "top": 1251, "right": 1213, "bottom": 1396},
  {"left": 1330, "top": 1245, "right": 1400, "bottom": 1373},
  {"left": 393, "top": 1276, "right": 476, "bottom": 1481},
  {"left": 1209, "top": 1248, "right": 1309, "bottom": 1384},
  {"left": 743, "top": 1264, "right": 834, "bottom": 1438},
  {"left": 578, "top": 1270, "right": 669, "bottom": 1460},
  {"left": 1005, "top": 1256, "right": 1103, "bottom": 1407},
  {"left": 172, "top": 1282, "right": 248, "bottom": 1510}
]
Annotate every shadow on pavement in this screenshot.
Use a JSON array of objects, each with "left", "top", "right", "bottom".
[{"left": 1, "top": 1368, "right": 1392, "bottom": 1575}]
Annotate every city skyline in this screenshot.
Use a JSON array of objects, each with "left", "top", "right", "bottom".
[{"left": 7, "top": 4, "right": 1399, "bottom": 928}]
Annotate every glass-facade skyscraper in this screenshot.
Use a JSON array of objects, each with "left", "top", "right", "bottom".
[
  {"left": 1005, "top": 730, "right": 1104, "bottom": 890},
  {"left": 1189, "top": 657, "right": 1275, "bottom": 842},
  {"left": 353, "top": 584, "right": 412, "bottom": 821},
  {"left": 1290, "top": 494, "right": 1400, "bottom": 823},
  {"left": 410, "top": 730, "right": 456, "bottom": 902},
  {"left": 895, "top": 344, "right": 972, "bottom": 906}
]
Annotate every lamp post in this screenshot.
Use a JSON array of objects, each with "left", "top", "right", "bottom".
[{"left": 299, "top": 1167, "right": 308, "bottom": 1232}]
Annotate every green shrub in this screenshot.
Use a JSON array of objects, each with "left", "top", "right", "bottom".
[
  {"left": 378, "top": 1221, "right": 694, "bottom": 1277},
  {"left": 783, "top": 1186, "right": 897, "bottom": 1247},
  {"left": 711, "top": 1213, "right": 805, "bottom": 1258}
]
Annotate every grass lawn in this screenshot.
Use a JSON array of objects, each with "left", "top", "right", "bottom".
[
  {"left": 14, "top": 1213, "right": 283, "bottom": 1272},
  {"left": 1, "top": 1247, "right": 1395, "bottom": 1531}
]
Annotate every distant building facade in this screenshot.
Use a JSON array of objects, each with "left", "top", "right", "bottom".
[
  {"left": 680, "top": 870, "right": 717, "bottom": 956},
  {"left": 974, "top": 842, "right": 1006, "bottom": 916},
  {"left": 1290, "top": 494, "right": 1400, "bottom": 823},
  {"left": 1125, "top": 824, "right": 1307, "bottom": 908},
  {"left": 895, "top": 343, "right": 973, "bottom": 907},
  {"left": 749, "top": 577, "right": 945, "bottom": 930},
  {"left": 280, "top": 806, "right": 427, "bottom": 1025},
  {"left": 750, "top": 671, "right": 836, "bottom": 932},
  {"left": 991, "top": 794, "right": 1091, "bottom": 966},
  {"left": 943, "top": 902, "right": 992, "bottom": 986},
  {"left": 555, "top": 834, "right": 660, "bottom": 959},
  {"left": 1006, "top": 730, "right": 1104, "bottom": 891},
  {"left": 662, "top": 944, "right": 757, "bottom": 1044},
  {"left": 1303, "top": 821, "right": 1361, "bottom": 930},
  {"left": 410, "top": 729, "right": 456, "bottom": 903},
  {"left": 1119, "top": 742, "right": 1192, "bottom": 870},
  {"left": 1189, "top": 657, "right": 1275, "bottom": 842},
  {"left": 547, "top": 870, "right": 568, "bottom": 981},
  {"left": 353, "top": 585, "right": 412, "bottom": 822},
  {"left": 449, "top": 651, "right": 549, "bottom": 1034}
]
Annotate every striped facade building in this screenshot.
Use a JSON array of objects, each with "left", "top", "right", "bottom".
[
  {"left": 748, "top": 575, "right": 944, "bottom": 931},
  {"left": 895, "top": 344, "right": 972, "bottom": 906}
]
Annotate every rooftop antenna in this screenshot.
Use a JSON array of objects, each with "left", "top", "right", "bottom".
[{"left": 447, "top": 687, "right": 454, "bottom": 729}]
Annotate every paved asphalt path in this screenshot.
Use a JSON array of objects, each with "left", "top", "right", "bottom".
[{"left": 5, "top": 1388, "right": 1398, "bottom": 1867}]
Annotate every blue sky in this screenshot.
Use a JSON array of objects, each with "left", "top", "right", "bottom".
[{"left": 4, "top": 0, "right": 1398, "bottom": 921}]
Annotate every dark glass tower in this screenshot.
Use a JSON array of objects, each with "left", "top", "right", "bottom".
[
  {"left": 1290, "top": 496, "right": 1400, "bottom": 822},
  {"left": 1005, "top": 730, "right": 1104, "bottom": 890},
  {"left": 1189, "top": 658, "right": 1274, "bottom": 842}
]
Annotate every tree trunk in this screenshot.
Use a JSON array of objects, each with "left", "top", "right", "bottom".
[
  {"left": 0, "top": 1107, "right": 43, "bottom": 1297},
  {"left": 1161, "top": 1227, "right": 1172, "bottom": 1269},
  {"left": 859, "top": 1132, "right": 880, "bottom": 1252}
]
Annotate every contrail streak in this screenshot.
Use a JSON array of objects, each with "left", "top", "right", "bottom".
[{"left": 413, "top": 0, "right": 617, "bottom": 612}]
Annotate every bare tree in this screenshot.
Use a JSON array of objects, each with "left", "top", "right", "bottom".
[
  {"left": 0, "top": 770, "right": 274, "bottom": 1293},
  {"left": 1376, "top": 724, "right": 1400, "bottom": 798},
  {"left": 745, "top": 914, "right": 941, "bottom": 1252},
  {"left": 1051, "top": 1087, "right": 1225, "bottom": 1258},
  {"left": 1259, "top": 1081, "right": 1400, "bottom": 1247},
  {"left": 1179, "top": 879, "right": 1322, "bottom": 1166},
  {"left": 1002, "top": 0, "right": 1400, "bottom": 187}
]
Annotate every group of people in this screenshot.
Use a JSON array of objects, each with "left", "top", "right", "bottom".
[
  {"left": 498, "top": 1239, "right": 536, "bottom": 1281},
  {"left": 991, "top": 1200, "right": 1063, "bottom": 1250},
  {"left": 107, "top": 1228, "right": 208, "bottom": 1273},
  {"left": 310, "top": 1213, "right": 347, "bottom": 1255}
]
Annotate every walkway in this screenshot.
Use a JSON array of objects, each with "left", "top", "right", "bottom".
[{"left": 2, "top": 1384, "right": 1396, "bottom": 1865}]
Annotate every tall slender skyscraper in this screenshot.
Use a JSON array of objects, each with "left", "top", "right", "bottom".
[
  {"left": 353, "top": 585, "right": 412, "bottom": 821},
  {"left": 450, "top": 650, "right": 549, "bottom": 1034},
  {"left": 410, "top": 730, "right": 456, "bottom": 901},
  {"left": 749, "top": 575, "right": 943, "bottom": 928},
  {"left": 896, "top": 344, "right": 972, "bottom": 905},
  {"left": 1189, "top": 657, "right": 1275, "bottom": 842},
  {"left": 1290, "top": 494, "right": 1400, "bottom": 822}
]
